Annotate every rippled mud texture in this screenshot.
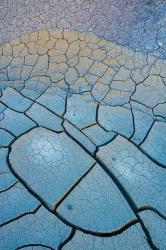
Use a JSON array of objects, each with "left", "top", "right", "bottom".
[{"left": 0, "top": 30, "right": 166, "bottom": 250}]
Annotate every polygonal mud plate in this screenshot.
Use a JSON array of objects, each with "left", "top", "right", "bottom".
[{"left": 0, "top": 30, "right": 166, "bottom": 250}]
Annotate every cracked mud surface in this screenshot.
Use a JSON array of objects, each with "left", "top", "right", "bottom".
[
  {"left": 0, "top": 19, "right": 166, "bottom": 250},
  {"left": 1, "top": 0, "right": 166, "bottom": 56}
]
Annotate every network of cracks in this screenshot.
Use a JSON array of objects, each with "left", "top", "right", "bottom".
[{"left": 0, "top": 30, "right": 166, "bottom": 250}]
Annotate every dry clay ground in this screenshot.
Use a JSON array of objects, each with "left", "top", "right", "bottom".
[{"left": 0, "top": 30, "right": 166, "bottom": 249}]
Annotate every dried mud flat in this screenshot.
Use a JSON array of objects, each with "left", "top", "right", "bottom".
[{"left": 0, "top": 29, "right": 166, "bottom": 249}]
